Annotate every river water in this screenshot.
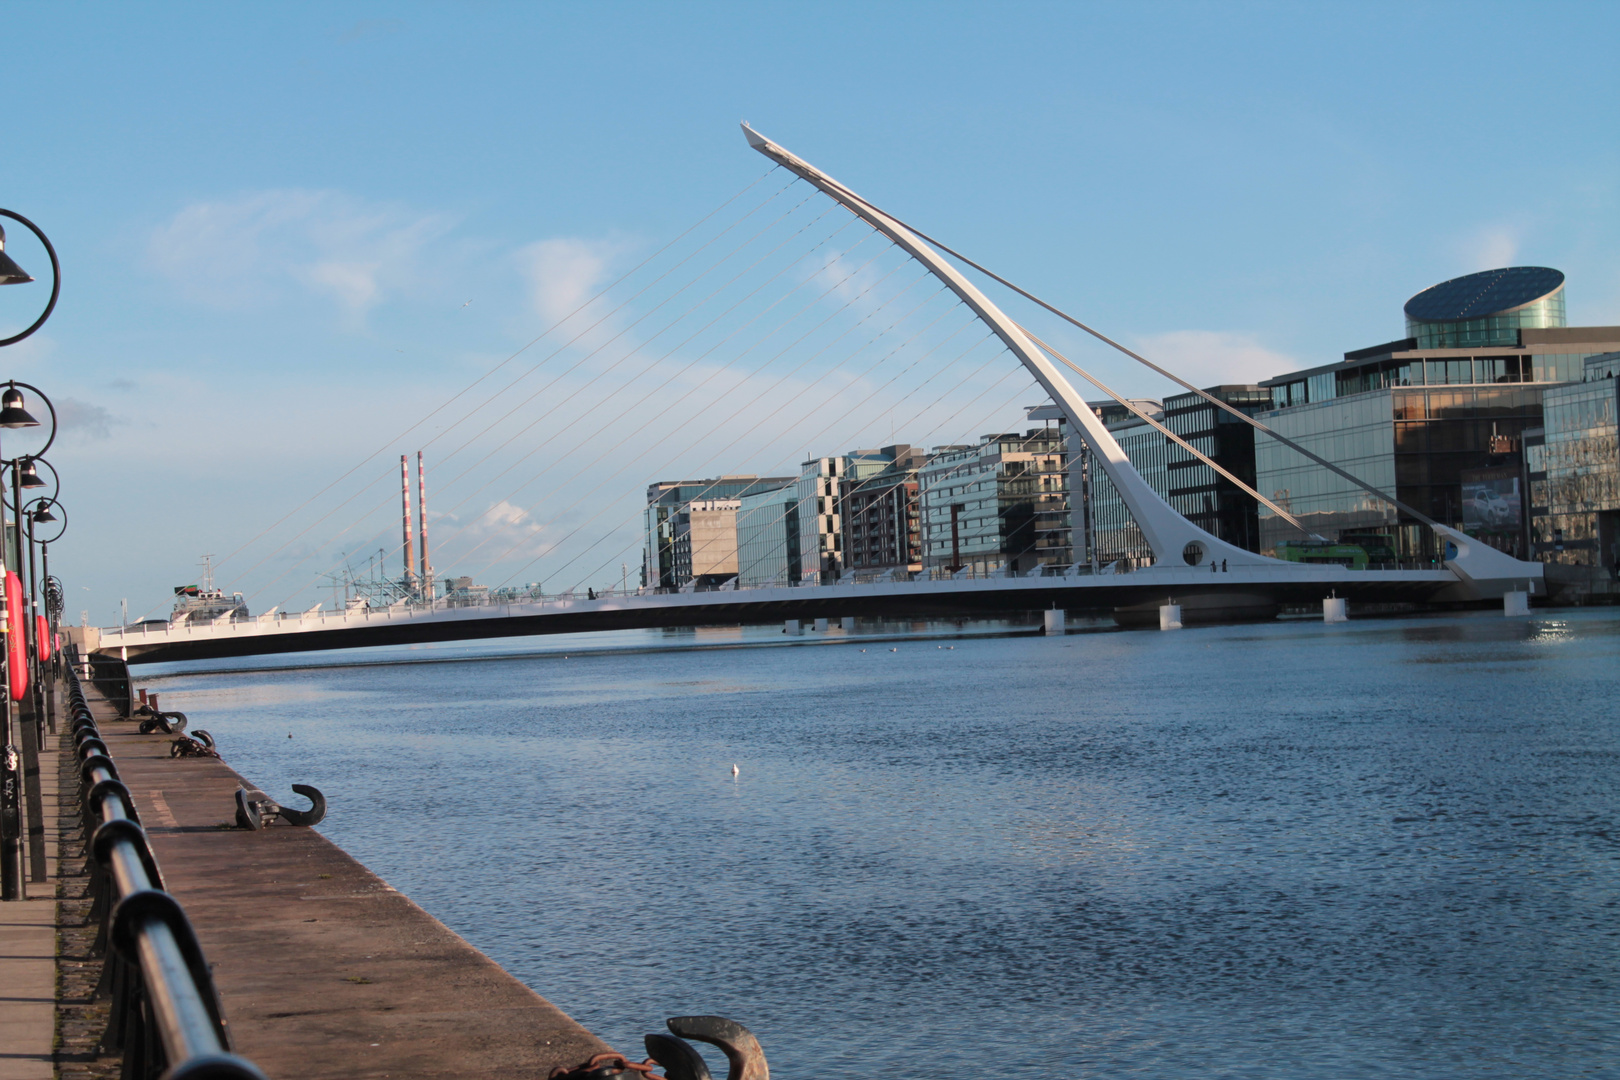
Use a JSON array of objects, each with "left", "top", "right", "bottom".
[{"left": 144, "top": 609, "right": 1620, "bottom": 1079}]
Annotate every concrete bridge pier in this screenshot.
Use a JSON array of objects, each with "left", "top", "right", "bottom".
[
  {"left": 1043, "top": 609, "right": 1065, "bottom": 635},
  {"left": 1324, "top": 597, "right": 1349, "bottom": 622},
  {"left": 1113, "top": 591, "right": 1278, "bottom": 628}
]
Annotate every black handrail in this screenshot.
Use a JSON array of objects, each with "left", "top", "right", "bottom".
[{"left": 63, "top": 648, "right": 269, "bottom": 1080}]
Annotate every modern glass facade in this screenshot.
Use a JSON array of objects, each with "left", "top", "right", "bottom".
[
  {"left": 1087, "top": 410, "right": 1168, "bottom": 567},
  {"left": 643, "top": 474, "right": 795, "bottom": 589},
  {"left": 735, "top": 485, "right": 799, "bottom": 587},
  {"left": 839, "top": 445, "right": 928, "bottom": 576},
  {"left": 1254, "top": 392, "right": 1399, "bottom": 554},
  {"left": 1528, "top": 354, "right": 1620, "bottom": 571},
  {"left": 1406, "top": 288, "right": 1565, "bottom": 349},
  {"left": 1403, "top": 266, "right": 1567, "bottom": 349},
  {"left": 792, "top": 457, "right": 846, "bottom": 584},
  {"left": 917, "top": 430, "right": 1067, "bottom": 574},
  {"left": 1255, "top": 384, "right": 1546, "bottom": 557},
  {"left": 1163, "top": 386, "right": 1272, "bottom": 551}
]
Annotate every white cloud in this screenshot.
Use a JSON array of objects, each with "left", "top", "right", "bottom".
[
  {"left": 1456, "top": 225, "right": 1521, "bottom": 272},
  {"left": 1128, "top": 330, "right": 1300, "bottom": 391},
  {"left": 517, "top": 236, "right": 633, "bottom": 327},
  {"left": 55, "top": 397, "right": 117, "bottom": 440},
  {"left": 147, "top": 190, "right": 454, "bottom": 322},
  {"left": 434, "top": 499, "right": 553, "bottom": 569}
]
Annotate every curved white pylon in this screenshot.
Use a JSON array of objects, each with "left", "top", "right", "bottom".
[{"left": 741, "top": 123, "right": 1276, "bottom": 568}]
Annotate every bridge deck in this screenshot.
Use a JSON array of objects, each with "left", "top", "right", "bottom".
[{"left": 102, "top": 565, "right": 1466, "bottom": 664}]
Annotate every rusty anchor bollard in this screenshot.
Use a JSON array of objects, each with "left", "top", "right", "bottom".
[
  {"left": 549, "top": 1016, "right": 768, "bottom": 1080},
  {"left": 233, "top": 783, "right": 326, "bottom": 830}
]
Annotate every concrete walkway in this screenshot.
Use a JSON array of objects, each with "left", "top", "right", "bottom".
[
  {"left": 0, "top": 707, "right": 60, "bottom": 1080},
  {"left": 69, "top": 679, "right": 612, "bottom": 1079}
]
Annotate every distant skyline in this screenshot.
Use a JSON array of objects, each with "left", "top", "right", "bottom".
[{"left": 3, "top": 1, "right": 1616, "bottom": 622}]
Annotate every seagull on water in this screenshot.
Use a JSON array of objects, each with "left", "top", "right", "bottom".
[{"left": 731, "top": 763, "right": 740, "bottom": 778}]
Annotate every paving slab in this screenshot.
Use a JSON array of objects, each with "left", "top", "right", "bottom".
[{"left": 0, "top": 898, "right": 57, "bottom": 1080}]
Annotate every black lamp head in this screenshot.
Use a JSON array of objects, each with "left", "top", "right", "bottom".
[
  {"left": 0, "top": 384, "right": 39, "bottom": 429},
  {"left": 18, "top": 460, "right": 45, "bottom": 488},
  {"left": 30, "top": 504, "right": 56, "bottom": 524},
  {"left": 0, "top": 225, "right": 33, "bottom": 287}
]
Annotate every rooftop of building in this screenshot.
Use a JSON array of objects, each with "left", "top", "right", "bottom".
[
  {"left": 1403, "top": 266, "right": 1565, "bottom": 322},
  {"left": 1258, "top": 325, "right": 1620, "bottom": 388}
]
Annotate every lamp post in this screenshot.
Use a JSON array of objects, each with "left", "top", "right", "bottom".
[
  {"left": 24, "top": 495, "right": 64, "bottom": 736},
  {"left": 0, "top": 209, "right": 59, "bottom": 902}
]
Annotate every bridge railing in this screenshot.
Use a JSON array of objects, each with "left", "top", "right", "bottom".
[
  {"left": 64, "top": 650, "right": 271, "bottom": 1080},
  {"left": 98, "top": 555, "right": 1458, "bottom": 639}
]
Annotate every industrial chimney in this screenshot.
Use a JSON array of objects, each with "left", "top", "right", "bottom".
[
  {"left": 418, "top": 451, "right": 434, "bottom": 600},
  {"left": 400, "top": 455, "right": 417, "bottom": 594}
]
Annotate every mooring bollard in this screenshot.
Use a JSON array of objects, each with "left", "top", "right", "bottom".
[
  {"left": 1323, "top": 597, "right": 1348, "bottom": 623},
  {"left": 1503, "top": 590, "right": 1530, "bottom": 616},
  {"left": 1044, "top": 608, "right": 1065, "bottom": 634},
  {"left": 1159, "top": 603, "right": 1182, "bottom": 631}
]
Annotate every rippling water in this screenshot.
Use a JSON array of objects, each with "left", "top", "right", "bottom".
[{"left": 147, "top": 610, "right": 1620, "bottom": 1078}]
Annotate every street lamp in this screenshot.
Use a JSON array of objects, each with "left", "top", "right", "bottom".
[
  {"left": 0, "top": 210, "right": 58, "bottom": 902},
  {"left": 0, "top": 211, "right": 60, "bottom": 348},
  {"left": 21, "top": 496, "right": 63, "bottom": 746}
]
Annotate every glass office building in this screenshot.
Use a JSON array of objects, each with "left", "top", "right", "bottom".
[
  {"left": 643, "top": 474, "right": 795, "bottom": 589},
  {"left": 1527, "top": 352, "right": 1620, "bottom": 572},
  {"left": 917, "top": 429, "right": 1067, "bottom": 574},
  {"left": 1252, "top": 269, "right": 1620, "bottom": 559}
]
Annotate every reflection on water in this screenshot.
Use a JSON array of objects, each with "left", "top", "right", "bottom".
[{"left": 151, "top": 610, "right": 1620, "bottom": 1079}]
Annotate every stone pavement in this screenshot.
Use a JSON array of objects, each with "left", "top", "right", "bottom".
[{"left": 0, "top": 704, "right": 60, "bottom": 1080}]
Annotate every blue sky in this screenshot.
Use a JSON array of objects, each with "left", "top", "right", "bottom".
[{"left": 3, "top": 1, "right": 1616, "bottom": 622}]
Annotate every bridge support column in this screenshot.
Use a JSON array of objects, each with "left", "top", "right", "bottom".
[
  {"left": 841, "top": 616, "right": 855, "bottom": 631},
  {"left": 814, "top": 617, "right": 828, "bottom": 632},
  {"left": 1323, "top": 597, "right": 1348, "bottom": 623},
  {"left": 1503, "top": 590, "right": 1530, "bottom": 617},
  {"left": 784, "top": 619, "right": 801, "bottom": 636},
  {"left": 1159, "top": 603, "right": 1182, "bottom": 631},
  {"left": 1043, "top": 609, "right": 1065, "bottom": 635}
]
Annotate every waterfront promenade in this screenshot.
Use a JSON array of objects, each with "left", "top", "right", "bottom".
[{"left": 2, "top": 674, "right": 613, "bottom": 1079}]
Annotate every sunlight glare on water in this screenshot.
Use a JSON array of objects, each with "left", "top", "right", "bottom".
[{"left": 149, "top": 610, "right": 1620, "bottom": 1079}]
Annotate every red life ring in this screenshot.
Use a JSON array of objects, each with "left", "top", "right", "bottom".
[
  {"left": 36, "top": 615, "right": 51, "bottom": 662},
  {"left": 6, "top": 572, "right": 26, "bottom": 701}
]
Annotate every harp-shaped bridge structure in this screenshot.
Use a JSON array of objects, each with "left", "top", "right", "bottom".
[{"left": 96, "top": 126, "right": 1543, "bottom": 667}]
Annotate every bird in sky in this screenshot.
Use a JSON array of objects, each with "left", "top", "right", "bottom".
[{"left": 460, "top": 299, "right": 473, "bottom": 308}]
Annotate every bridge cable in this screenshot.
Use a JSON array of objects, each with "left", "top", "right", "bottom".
[
  {"left": 1014, "top": 324, "right": 1310, "bottom": 534},
  {"left": 614, "top": 350, "right": 1035, "bottom": 592},
  {"left": 197, "top": 169, "right": 802, "bottom": 616},
  {"left": 859, "top": 207, "right": 1438, "bottom": 529},
  {"left": 549, "top": 320, "right": 1019, "bottom": 593},
  {"left": 483, "top": 288, "right": 966, "bottom": 590},
  {"left": 204, "top": 166, "right": 786, "bottom": 582},
  {"left": 267, "top": 238, "right": 938, "bottom": 612},
  {"left": 419, "top": 212, "right": 868, "bottom": 526},
  {"left": 242, "top": 184, "right": 831, "bottom": 607}
]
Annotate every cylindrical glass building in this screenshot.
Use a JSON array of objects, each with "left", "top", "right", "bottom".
[{"left": 1403, "top": 266, "right": 1565, "bottom": 349}]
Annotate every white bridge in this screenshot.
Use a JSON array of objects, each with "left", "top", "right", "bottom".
[
  {"left": 99, "top": 126, "right": 1542, "bottom": 666},
  {"left": 101, "top": 557, "right": 1522, "bottom": 665}
]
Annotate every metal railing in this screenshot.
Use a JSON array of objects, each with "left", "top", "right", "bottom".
[
  {"left": 64, "top": 652, "right": 270, "bottom": 1080},
  {"left": 96, "top": 556, "right": 1462, "bottom": 641}
]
